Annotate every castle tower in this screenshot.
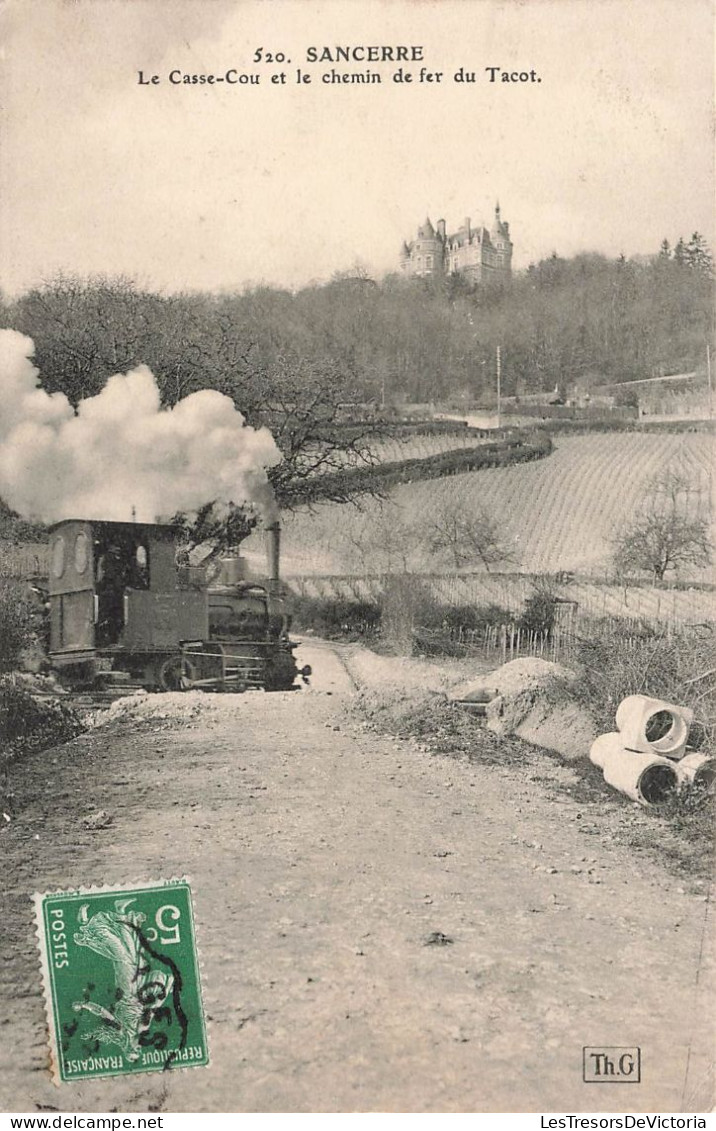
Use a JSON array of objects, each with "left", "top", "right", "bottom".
[
  {"left": 401, "top": 202, "right": 512, "bottom": 281},
  {"left": 401, "top": 216, "right": 445, "bottom": 276},
  {"left": 489, "top": 201, "right": 513, "bottom": 277}
]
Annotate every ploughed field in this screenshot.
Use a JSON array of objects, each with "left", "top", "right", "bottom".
[{"left": 270, "top": 432, "right": 713, "bottom": 579}]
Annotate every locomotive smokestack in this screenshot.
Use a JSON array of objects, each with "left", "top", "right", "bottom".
[{"left": 266, "top": 521, "right": 280, "bottom": 587}]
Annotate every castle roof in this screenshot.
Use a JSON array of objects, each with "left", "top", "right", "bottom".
[
  {"left": 448, "top": 224, "right": 491, "bottom": 249},
  {"left": 492, "top": 201, "right": 509, "bottom": 236},
  {"left": 417, "top": 217, "right": 435, "bottom": 239}
]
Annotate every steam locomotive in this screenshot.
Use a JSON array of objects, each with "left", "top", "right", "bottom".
[{"left": 47, "top": 518, "right": 310, "bottom": 692}]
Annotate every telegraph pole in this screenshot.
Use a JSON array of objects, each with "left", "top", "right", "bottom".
[{"left": 496, "top": 345, "right": 502, "bottom": 429}]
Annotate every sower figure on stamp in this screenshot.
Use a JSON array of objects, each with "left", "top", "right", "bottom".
[{"left": 72, "top": 899, "right": 174, "bottom": 1062}]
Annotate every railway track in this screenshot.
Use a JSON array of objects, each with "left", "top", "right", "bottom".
[
  {"left": 67, "top": 687, "right": 147, "bottom": 710},
  {"left": 293, "top": 637, "right": 360, "bottom": 692}
]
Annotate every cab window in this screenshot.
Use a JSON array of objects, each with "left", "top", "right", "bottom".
[{"left": 51, "top": 537, "right": 65, "bottom": 579}]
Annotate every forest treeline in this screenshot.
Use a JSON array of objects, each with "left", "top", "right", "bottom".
[
  {"left": 2, "top": 234, "right": 712, "bottom": 414},
  {"left": 0, "top": 234, "right": 712, "bottom": 508}
]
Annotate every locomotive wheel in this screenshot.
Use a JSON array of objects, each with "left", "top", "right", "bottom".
[
  {"left": 157, "top": 655, "right": 196, "bottom": 692},
  {"left": 264, "top": 652, "right": 300, "bottom": 692}
]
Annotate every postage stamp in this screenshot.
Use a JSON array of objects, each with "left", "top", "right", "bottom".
[{"left": 33, "top": 879, "right": 209, "bottom": 1083}]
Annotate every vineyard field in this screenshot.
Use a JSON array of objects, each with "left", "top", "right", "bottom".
[
  {"left": 297, "top": 427, "right": 494, "bottom": 476},
  {"left": 262, "top": 432, "right": 714, "bottom": 582},
  {"left": 366, "top": 430, "right": 491, "bottom": 462}
]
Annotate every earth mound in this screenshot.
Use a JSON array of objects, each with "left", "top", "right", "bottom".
[{"left": 450, "top": 657, "right": 598, "bottom": 762}]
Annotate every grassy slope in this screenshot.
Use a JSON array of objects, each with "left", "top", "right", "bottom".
[{"left": 272, "top": 432, "right": 713, "bottom": 578}]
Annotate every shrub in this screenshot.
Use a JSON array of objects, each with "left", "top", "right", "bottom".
[
  {"left": 292, "top": 587, "right": 516, "bottom": 654},
  {"left": 0, "top": 498, "right": 49, "bottom": 542},
  {"left": 413, "top": 602, "right": 515, "bottom": 656},
  {"left": 0, "top": 580, "right": 45, "bottom": 672},
  {"left": 290, "top": 595, "right": 382, "bottom": 640},
  {"left": 574, "top": 623, "right": 716, "bottom": 749},
  {"left": 0, "top": 678, "right": 85, "bottom": 768},
  {"left": 518, "top": 580, "right": 561, "bottom": 638},
  {"left": 379, "top": 575, "right": 435, "bottom": 654},
  {"left": 431, "top": 603, "right": 514, "bottom": 632}
]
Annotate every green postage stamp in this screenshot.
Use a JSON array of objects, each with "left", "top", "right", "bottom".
[{"left": 33, "top": 879, "right": 209, "bottom": 1083}]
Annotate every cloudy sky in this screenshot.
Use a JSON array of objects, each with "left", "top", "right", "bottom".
[{"left": 1, "top": 0, "right": 713, "bottom": 295}]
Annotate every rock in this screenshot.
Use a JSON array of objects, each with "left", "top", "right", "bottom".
[
  {"left": 424, "top": 931, "right": 454, "bottom": 947},
  {"left": 81, "top": 809, "right": 113, "bottom": 830}
]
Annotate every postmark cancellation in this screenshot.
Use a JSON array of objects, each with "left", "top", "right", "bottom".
[{"left": 33, "top": 879, "right": 209, "bottom": 1084}]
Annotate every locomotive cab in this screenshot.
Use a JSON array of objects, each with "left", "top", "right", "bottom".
[
  {"left": 49, "top": 519, "right": 207, "bottom": 686},
  {"left": 47, "top": 518, "right": 306, "bottom": 692}
]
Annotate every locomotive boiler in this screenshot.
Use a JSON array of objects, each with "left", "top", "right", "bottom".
[{"left": 47, "top": 518, "right": 309, "bottom": 692}]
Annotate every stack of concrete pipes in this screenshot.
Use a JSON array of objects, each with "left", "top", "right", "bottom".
[{"left": 590, "top": 695, "right": 715, "bottom": 807}]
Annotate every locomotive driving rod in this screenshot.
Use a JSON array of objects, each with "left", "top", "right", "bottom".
[{"left": 180, "top": 674, "right": 249, "bottom": 689}]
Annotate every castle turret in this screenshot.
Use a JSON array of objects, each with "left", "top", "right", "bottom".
[
  {"left": 492, "top": 201, "right": 510, "bottom": 239},
  {"left": 401, "top": 202, "right": 513, "bottom": 281},
  {"left": 489, "top": 201, "right": 513, "bottom": 277},
  {"left": 406, "top": 216, "right": 443, "bottom": 276}
]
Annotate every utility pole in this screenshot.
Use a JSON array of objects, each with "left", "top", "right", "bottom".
[{"left": 496, "top": 345, "right": 502, "bottom": 429}]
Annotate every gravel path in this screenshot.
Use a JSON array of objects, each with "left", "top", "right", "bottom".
[{"left": 1, "top": 647, "right": 713, "bottom": 1112}]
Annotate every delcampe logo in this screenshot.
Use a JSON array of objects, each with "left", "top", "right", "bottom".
[{"left": 583, "top": 1046, "right": 641, "bottom": 1083}]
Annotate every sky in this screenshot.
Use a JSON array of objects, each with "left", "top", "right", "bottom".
[{"left": 0, "top": 0, "right": 713, "bottom": 296}]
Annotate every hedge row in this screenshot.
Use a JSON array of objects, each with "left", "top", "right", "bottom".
[
  {"left": 291, "top": 591, "right": 533, "bottom": 646},
  {"left": 526, "top": 418, "right": 715, "bottom": 437},
  {"left": 502, "top": 404, "right": 638, "bottom": 421},
  {"left": 281, "top": 433, "right": 553, "bottom": 505},
  {"left": 332, "top": 418, "right": 473, "bottom": 435}
]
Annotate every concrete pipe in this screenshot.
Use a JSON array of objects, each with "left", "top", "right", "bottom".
[
  {"left": 614, "top": 694, "right": 693, "bottom": 760},
  {"left": 589, "top": 732, "right": 625, "bottom": 769},
  {"left": 601, "top": 747, "right": 679, "bottom": 807},
  {"left": 676, "top": 752, "right": 716, "bottom": 792}
]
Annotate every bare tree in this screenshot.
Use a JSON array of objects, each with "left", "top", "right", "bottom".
[
  {"left": 344, "top": 504, "right": 422, "bottom": 574},
  {"left": 7, "top": 276, "right": 386, "bottom": 513},
  {"left": 612, "top": 470, "right": 712, "bottom": 582},
  {"left": 426, "top": 499, "right": 518, "bottom": 571}
]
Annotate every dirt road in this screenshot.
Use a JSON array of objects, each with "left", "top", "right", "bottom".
[{"left": 1, "top": 644, "right": 713, "bottom": 1113}]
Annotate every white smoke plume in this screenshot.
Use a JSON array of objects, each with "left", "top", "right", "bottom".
[{"left": 0, "top": 329, "right": 282, "bottom": 524}]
